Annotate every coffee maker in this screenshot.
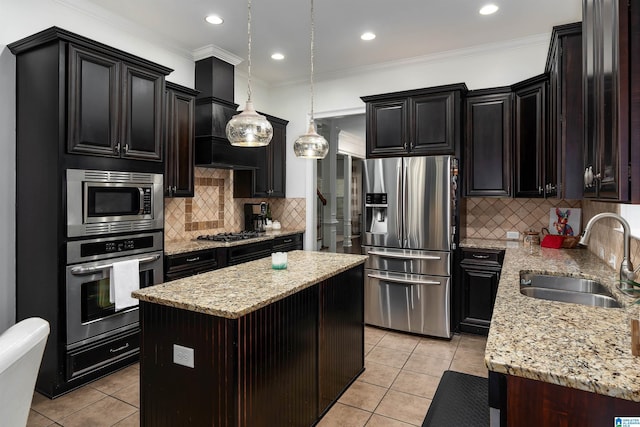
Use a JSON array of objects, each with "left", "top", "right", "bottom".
[{"left": 244, "top": 202, "right": 267, "bottom": 232}]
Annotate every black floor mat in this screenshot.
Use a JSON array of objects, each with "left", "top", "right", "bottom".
[{"left": 422, "top": 370, "right": 489, "bottom": 427}]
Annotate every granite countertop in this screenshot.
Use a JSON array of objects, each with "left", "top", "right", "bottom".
[
  {"left": 460, "top": 238, "right": 640, "bottom": 402},
  {"left": 132, "top": 250, "right": 367, "bottom": 319},
  {"left": 164, "top": 228, "right": 306, "bottom": 255}
]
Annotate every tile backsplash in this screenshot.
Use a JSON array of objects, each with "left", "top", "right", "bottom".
[
  {"left": 164, "top": 167, "right": 306, "bottom": 241},
  {"left": 462, "top": 197, "right": 582, "bottom": 240},
  {"left": 462, "top": 197, "right": 640, "bottom": 272}
]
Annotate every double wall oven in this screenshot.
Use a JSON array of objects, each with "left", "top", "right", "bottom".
[{"left": 64, "top": 169, "right": 164, "bottom": 381}]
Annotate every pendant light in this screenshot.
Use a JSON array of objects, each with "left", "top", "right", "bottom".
[
  {"left": 225, "top": 0, "right": 273, "bottom": 147},
  {"left": 293, "top": 0, "right": 329, "bottom": 159}
]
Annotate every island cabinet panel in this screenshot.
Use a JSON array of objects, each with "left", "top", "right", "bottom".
[
  {"left": 237, "top": 285, "right": 319, "bottom": 427},
  {"left": 505, "top": 375, "right": 640, "bottom": 426},
  {"left": 139, "top": 263, "right": 364, "bottom": 427},
  {"left": 318, "top": 267, "right": 365, "bottom": 414},
  {"left": 139, "top": 304, "right": 237, "bottom": 427}
]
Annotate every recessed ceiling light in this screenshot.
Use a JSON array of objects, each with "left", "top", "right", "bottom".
[
  {"left": 205, "top": 15, "right": 224, "bottom": 25},
  {"left": 361, "top": 32, "right": 376, "bottom": 41},
  {"left": 271, "top": 53, "right": 285, "bottom": 60},
  {"left": 479, "top": 4, "right": 499, "bottom": 15}
]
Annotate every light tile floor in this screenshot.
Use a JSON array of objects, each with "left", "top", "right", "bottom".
[{"left": 27, "top": 327, "right": 488, "bottom": 427}]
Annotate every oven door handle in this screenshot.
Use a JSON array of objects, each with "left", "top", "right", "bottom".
[
  {"left": 70, "top": 254, "right": 161, "bottom": 275},
  {"left": 367, "top": 273, "right": 441, "bottom": 286}
]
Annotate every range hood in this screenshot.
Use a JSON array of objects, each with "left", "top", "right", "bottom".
[{"left": 194, "top": 57, "right": 260, "bottom": 170}]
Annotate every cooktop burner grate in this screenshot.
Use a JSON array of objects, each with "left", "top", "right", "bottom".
[{"left": 197, "top": 231, "right": 265, "bottom": 242}]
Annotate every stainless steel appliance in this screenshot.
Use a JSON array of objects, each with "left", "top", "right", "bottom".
[
  {"left": 362, "top": 155, "right": 458, "bottom": 338},
  {"left": 65, "top": 231, "right": 163, "bottom": 349},
  {"left": 67, "top": 169, "right": 164, "bottom": 237},
  {"left": 244, "top": 202, "right": 267, "bottom": 232}
]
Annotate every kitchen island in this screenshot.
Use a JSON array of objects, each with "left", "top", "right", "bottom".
[
  {"left": 462, "top": 239, "right": 640, "bottom": 425},
  {"left": 133, "top": 250, "right": 367, "bottom": 427}
]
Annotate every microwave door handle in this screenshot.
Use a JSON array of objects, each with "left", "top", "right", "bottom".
[
  {"left": 138, "top": 188, "right": 145, "bottom": 214},
  {"left": 70, "top": 254, "right": 160, "bottom": 275}
]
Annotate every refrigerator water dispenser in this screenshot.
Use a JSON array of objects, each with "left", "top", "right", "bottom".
[{"left": 365, "top": 193, "right": 388, "bottom": 234}]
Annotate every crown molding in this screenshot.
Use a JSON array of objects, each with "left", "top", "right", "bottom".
[
  {"left": 274, "top": 32, "right": 551, "bottom": 88},
  {"left": 53, "top": 0, "right": 193, "bottom": 61},
  {"left": 192, "top": 45, "right": 243, "bottom": 65}
]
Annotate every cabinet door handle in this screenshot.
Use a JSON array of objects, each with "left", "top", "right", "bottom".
[
  {"left": 403, "top": 141, "right": 408, "bottom": 150},
  {"left": 410, "top": 141, "right": 415, "bottom": 150},
  {"left": 114, "top": 143, "right": 120, "bottom": 155},
  {"left": 472, "top": 254, "right": 490, "bottom": 259},
  {"left": 283, "top": 239, "right": 293, "bottom": 243},
  {"left": 186, "top": 256, "right": 200, "bottom": 262},
  {"left": 124, "top": 143, "right": 129, "bottom": 153},
  {"left": 172, "top": 186, "right": 177, "bottom": 193}
]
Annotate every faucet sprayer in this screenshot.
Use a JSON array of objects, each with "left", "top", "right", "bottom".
[{"left": 579, "top": 212, "right": 636, "bottom": 289}]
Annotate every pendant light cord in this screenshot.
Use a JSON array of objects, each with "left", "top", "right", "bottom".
[
  {"left": 247, "top": 0, "right": 253, "bottom": 102},
  {"left": 309, "top": 0, "right": 315, "bottom": 122}
]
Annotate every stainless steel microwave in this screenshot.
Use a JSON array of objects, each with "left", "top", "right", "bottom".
[{"left": 66, "top": 169, "right": 163, "bottom": 237}]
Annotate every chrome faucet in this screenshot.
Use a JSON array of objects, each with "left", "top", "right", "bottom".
[{"left": 579, "top": 212, "right": 636, "bottom": 289}]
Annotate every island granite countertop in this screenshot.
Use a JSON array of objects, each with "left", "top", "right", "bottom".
[
  {"left": 164, "top": 228, "right": 306, "bottom": 255},
  {"left": 132, "top": 250, "right": 367, "bottom": 319},
  {"left": 460, "top": 238, "right": 640, "bottom": 402}
]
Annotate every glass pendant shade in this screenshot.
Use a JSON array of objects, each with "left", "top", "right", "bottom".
[
  {"left": 293, "top": 119, "right": 329, "bottom": 159},
  {"left": 226, "top": 101, "right": 273, "bottom": 147},
  {"left": 225, "top": 0, "right": 272, "bottom": 147}
]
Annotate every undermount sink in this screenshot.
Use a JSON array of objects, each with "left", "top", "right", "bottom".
[{"left": 519, "top": 272, "right": 621, "bottom": 308}]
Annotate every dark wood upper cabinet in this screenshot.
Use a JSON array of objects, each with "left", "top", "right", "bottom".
[
  {"left": 513, "top": 74, "right": 549, "bottom": 198},
  {"left": 68, "top": 44, "right": 165, "bottom": 161},
  {"left": 546, "top": 22, "right": 584, "bottom": 200},
  {"left": 165, "top": 82, "right": 198, "bottom": 197},
  {"left": 121, "top": 63, "right": 164, "bottom": 160},
  {"left": 361, "top": 84, "right": 466, "bottom": 158},
  {"left": 67, "top": 45, "right": 120, "bottom": 157},
  {"left": 464, "top": 88, "right": 512, "bottom": 197},
  {"left": 233, "top": 114, "right": 288, "bottom": 198},
  {"left": 583, "top": 0, "right": 640, "bottom": 201}
]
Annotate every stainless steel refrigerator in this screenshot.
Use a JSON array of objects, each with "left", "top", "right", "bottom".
[{"left": 362, "top": 155, "right": 457, "bottom": 338}]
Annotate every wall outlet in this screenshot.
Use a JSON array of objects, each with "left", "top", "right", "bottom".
[
  {"left": 173, "top": 344, "right": 194, "bottom": 368},
  {"left": 506, "top": 231, "right": 520, "bottom": 240}
]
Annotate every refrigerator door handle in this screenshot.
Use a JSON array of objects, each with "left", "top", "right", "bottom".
[
  {"left": 396, "top": 161, "right": 403, "bottom": 244},
  {"left": 367, "top": 250, "right": 441, "bottom": 260},
  {"left": 367, "top": 273, "right": 441, "bottom": 286},
  {"left": 402, "top": 160, "right": 408, "bottom": 247}
]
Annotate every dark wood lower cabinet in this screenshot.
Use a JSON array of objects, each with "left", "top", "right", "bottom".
[
  {"left": 502, "top": 374, "right": 640, "bottom": 426},
  {"left": 139, "top": 266, "right": 364, "bottom": 426},
  {"left": 458, "top": 248, "right": 504, "bottom": 335}
]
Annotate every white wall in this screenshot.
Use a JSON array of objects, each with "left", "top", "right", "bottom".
[
  {"left": 0, "top": 47, "right": 16, "bottom": 334},
  {"left": 0, "top": 0, "right": 195, "bottom": 86}
]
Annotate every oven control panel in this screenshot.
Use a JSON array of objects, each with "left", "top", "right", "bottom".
[
  {"left": 92, "top": 237, "right": 150, "bottom": 256},
  {"left": 67, "top": 231, "right": 163, "bottom": 264}
]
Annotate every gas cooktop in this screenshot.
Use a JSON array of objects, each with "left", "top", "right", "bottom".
[{"left": 196, "top": 231, "right": 265, "bottom": 242}]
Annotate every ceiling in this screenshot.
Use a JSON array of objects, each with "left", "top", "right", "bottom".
[{"left": 82, "top": 0, "right": 582, "bottom": 86}]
